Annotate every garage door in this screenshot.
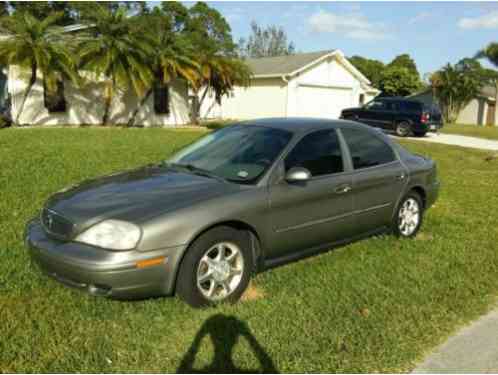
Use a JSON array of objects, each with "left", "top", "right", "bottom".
[{"left": 296, "top": 85, "right": 353, "bottom": 119}]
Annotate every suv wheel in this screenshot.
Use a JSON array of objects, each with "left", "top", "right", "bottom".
[
  {"left": 176, "top": 226, "right": 253, "bottom": 308},
  {"left": 395, "top": 121, "right": 411, "bottom": 137}
]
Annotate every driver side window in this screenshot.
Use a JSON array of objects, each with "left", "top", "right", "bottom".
[
  {"left": 285, "top": 129, "right": 344, "bottom": 177},
  {"left": 365, "top": 100, "right": 385, "bottom": 110}
]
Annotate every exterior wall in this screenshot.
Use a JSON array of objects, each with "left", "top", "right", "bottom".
[
  {"left": 201, "top": 77, "right": 287, "bottom": 120},
  {"left": 8, "top": 65, "right": 190, "bottom": 126},
  {"left": 457, "top": 99, "right": 481, "bottom": 125},
  {"left": 201, "top": 55, "right": 374, "bottom": 120}
]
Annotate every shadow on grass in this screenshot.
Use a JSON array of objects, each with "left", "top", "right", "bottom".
[{"left": 177, "top": 314, "right": 278, "bottom": 373}]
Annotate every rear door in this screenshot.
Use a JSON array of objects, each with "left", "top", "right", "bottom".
[
  {"left": 339, "top": 127, "right": 408, "bottom": 233},
  {"left": 267, "top": 129, "right": 354, "bottom": 259}
]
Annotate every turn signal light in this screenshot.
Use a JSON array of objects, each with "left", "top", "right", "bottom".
[{"left": 136, "top": 256, "right": 166, "bottom": 268}]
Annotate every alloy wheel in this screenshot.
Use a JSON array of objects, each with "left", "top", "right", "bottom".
[
  {"left": 196, "top": 242, "right": 244, "bottom": 301},
  {"left": 398, "top": 198, "right": 420, "bottom": 236}
]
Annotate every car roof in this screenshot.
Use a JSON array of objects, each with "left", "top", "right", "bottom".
[
  {"left": 378, "top": 97, "right": 422, "bottom": 104},
  {"left": 239, "top": 117, "right": 368, "bottom": 133}
]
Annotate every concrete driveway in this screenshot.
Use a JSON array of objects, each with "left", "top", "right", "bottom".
[
  {"left": 401, "top": 133, "right": 498, "bottom": 151},
  {"left": 413, "top": 307, "right": 498, "bottom": 373}
]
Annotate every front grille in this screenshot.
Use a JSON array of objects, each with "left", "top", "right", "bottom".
[{"left": 40, "top": 208, "right": 74, "bottom": 240}]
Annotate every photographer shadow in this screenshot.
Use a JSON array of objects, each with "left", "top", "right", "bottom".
[{"left": 177, "top": 314, "right": 278, "bottom": 373}]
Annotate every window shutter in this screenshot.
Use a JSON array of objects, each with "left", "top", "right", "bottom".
[{"left": 154, "top": 83, "right": 170, "bottom": 115}]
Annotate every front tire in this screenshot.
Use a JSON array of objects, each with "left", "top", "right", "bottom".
[
  {"left": 395, "top": 121, "right": 412, "bottom": 137},
  {"left": 176, "top": 226, "right": 253, "bottom": 308},
  {"left": 392, "top": 192, "right": 424, "bottom": 238}
]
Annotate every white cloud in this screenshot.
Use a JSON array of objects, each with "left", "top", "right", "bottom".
[
  {"left": 458, "top": 11, "right": 498, "bottom": 29},
  {"left": 408, "top": 12, "right": 432, "bottom": 25},
  {"left": 307, "top": 10, "right": 390, "bottom": 40}
]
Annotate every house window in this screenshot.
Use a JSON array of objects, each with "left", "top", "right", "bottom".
[
  {"left": 43, "top": 79, "right": 66, "bottom": 113},
  {"left": 359, "top": 93, "right": 365, "bottom": 106},
  {"left": 154, "top": 83, "right": 170, "bottom": 115}
]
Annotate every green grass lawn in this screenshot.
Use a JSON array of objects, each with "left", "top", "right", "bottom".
[
  {"left": 440, "top": 123, "right": 498, "bottom": 141},
  {"left": 1, "top": 128, "right": 498, "bottom": 373}
]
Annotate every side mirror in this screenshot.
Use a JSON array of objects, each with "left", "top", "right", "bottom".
[{"left": 285, "top": 167, "right": 311, "bottom": 183}]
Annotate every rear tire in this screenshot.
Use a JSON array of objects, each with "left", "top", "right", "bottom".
[
  {"left": 395, "top": 121, "right": 412, "bottom": 137},
  {"left": 392, "top": 192, "right": 424, "bottom": 238},
  {"left": 176, "top": 226, "right": 253, "bottom": 308}
]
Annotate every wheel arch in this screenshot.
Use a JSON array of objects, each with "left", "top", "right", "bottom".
[
  {"left": 409, "top": 185, "right": 427, "bottom": 209},
  {"left": 172, "top": 220, "right": 263, "bottom": 294}
]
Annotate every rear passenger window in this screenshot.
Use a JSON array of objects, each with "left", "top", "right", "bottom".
[
  {"left": 285, "top": 129, "right": 343, "bottom": 177},
  {"left": 341, "top": 128, "right": 396, "bottom": 169},
  {"left": 400, "top": 101, "right": 422, "bottom": 112}
]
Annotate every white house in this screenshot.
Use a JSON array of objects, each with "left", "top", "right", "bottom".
[
  {"left": 0, "top": 25, "right": 191, "bottom": 127},
  {"left": 201, "top": 49, "right": 379, "bottom": 120}
]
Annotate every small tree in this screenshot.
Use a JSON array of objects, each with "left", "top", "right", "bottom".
[
  {"left": 379, "top": 66, "right": 422, "bottom": 97},
  {"left": 186, "top": 2, "right": 251, "bottom": 124},
  {"left": 238, "top": 21, "right": 295, "bottom": 58},
  {"left": 0, "top": 11, "right": 79, "bottom": 125},
  {"left": 127, "top": 5, "right": 199, "bottom": 127},
  {"left": 431, "top": 63, "right": 483, "bottom": 124},
  {"left": 78, "top": 5, "right": 153, "bottom": 125},
  {"left": 476, "top": 43, "right": 498, "bottom": 125},
  {"left": 348, "top": 55, "right": 385, "bottom": 89}
]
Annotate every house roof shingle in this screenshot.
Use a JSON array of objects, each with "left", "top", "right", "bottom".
[{"left": 245, "top": 50, "right": 336, "bottom": 77}]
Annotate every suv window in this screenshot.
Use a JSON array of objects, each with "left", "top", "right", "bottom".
[
  {"left": 400, "top": 101, "right": 423, "bottom": 113},
  {"left": 341, "top": 128, "right": 396, "bottom": 169},
  {"left": 365, "top": 100, "right": 386, "bottom": 110},
  {"left": 285, "top": 129, "right": 343, "bottom": 177},
  {"left": 385, "top": 101, "right": 399, "bottom": 111}
]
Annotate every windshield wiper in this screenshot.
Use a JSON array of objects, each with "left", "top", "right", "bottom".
[{"left": 166, "top": 163, "right": 226, "bottom": 182}]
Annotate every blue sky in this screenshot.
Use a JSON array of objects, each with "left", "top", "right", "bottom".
[{"left": 179, "top": 1, "right": 498, "bottom": 77}]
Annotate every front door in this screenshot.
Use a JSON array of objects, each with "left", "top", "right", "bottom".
[
  {"left": 358, "top": 99, "right": 387, "bottom": 128},
  {"left": 267, "top": 129, "right": 354, "bottom": 260},
  {"left": 340, "top": 127, "right": 407, "bottom": 233}
]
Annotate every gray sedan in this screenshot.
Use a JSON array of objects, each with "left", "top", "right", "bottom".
[{"left": 25, "top": 118, "right": 439, "bottom": 308}]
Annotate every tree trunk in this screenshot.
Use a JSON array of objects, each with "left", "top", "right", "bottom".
[
  {"left": 102, "top": 81, "right": 113, "bottom": 126},
  {"left": 14, "top": 63, "right": 37, "bottom": 126},
  {"left": 192, "top": 86, "right": 210, "bottom": 126},
  {"left": 127, "top": 88, "right": 153, "bottom": 127},
  {"left": 492, "top": 80, "right": 498, "bottom": 127},
  {"left": 190, "top": 88, "right": 200, "bottom": 125}
]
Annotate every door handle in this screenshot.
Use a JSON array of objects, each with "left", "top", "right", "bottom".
[
  {"left": 395, "top": 173, "right": 406, "bottom": 181},
  {"left": 335, "top": 185, "right": 352, "bottom": 194}
]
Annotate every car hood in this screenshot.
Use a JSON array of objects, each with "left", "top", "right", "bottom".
[{"left": 45, "top": 164, "right": 243, "bottom": 229}]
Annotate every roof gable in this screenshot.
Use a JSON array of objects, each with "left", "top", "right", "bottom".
[
  {"left": 245, "top": 49, "right": 372, "bottom": 87},
  {"left": 245, "top": 50, "right": 335, "bottom": 77}
]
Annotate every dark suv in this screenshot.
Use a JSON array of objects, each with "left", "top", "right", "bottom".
[{"left": 340, "top": 97, "right": 442, "bottom": 137}]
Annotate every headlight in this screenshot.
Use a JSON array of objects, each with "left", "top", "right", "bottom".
[{"left": 75, "top": 220, "right": 141, "bottom": 250}]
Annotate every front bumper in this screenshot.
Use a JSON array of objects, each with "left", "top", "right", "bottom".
[{"left": 25, "top": 219, "right": 186, "bottom": 299}]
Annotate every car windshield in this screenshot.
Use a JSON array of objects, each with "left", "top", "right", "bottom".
[{"left": 167, "top": 125, "right": 293, "bottom": 184}]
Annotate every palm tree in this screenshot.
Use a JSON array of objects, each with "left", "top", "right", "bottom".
[
  {"left": 0, "top": 11, "right": 79, "bottom": 125},
  {"left": 78, "top": 5, "right": 153, "bottom": 125},
  {"left": 476, "top": 43, "right": 498, "bottom": 125},
  {"left": 126, "top": 11, "right": 199, "bottom": 127},
  {"left": 190, "top": 53, "right": 251, "bottom": 124}
]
